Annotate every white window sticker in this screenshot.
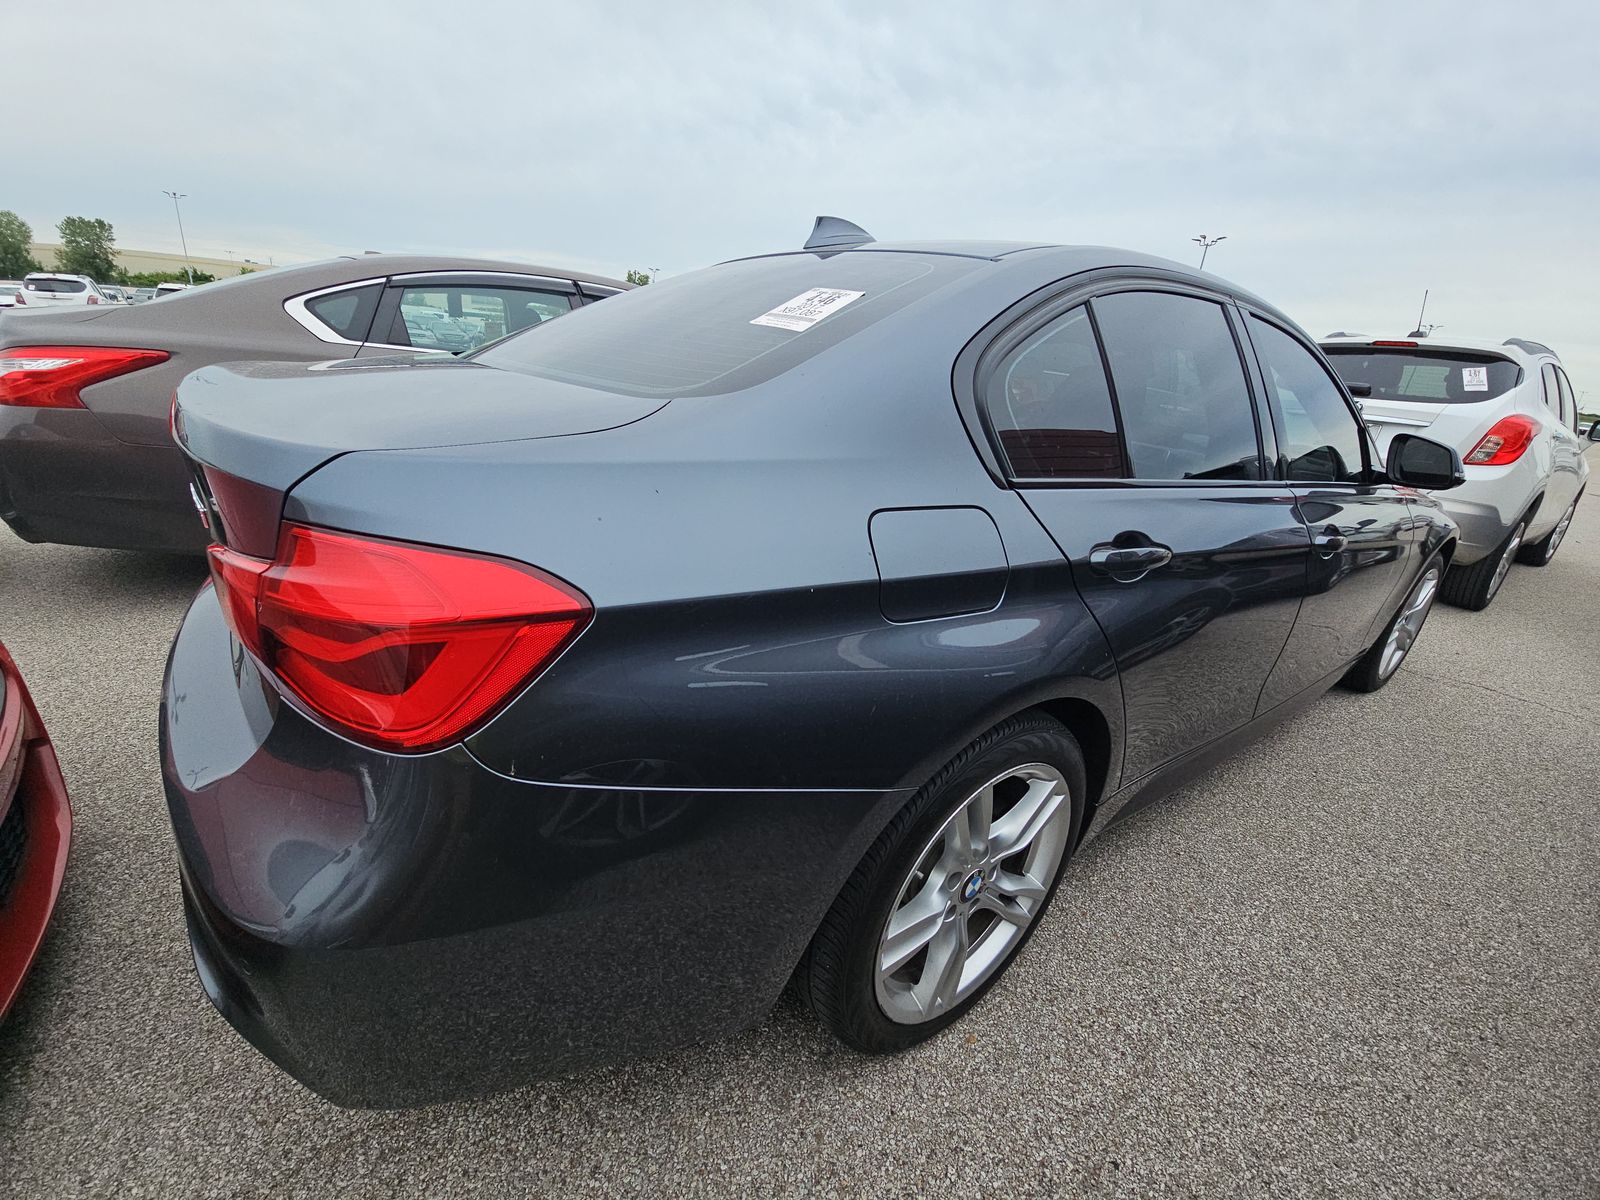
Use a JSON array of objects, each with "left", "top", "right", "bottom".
[
  {"left": 1462, "top": 366, "right": 1489, "bottom": 391},
  {"left": 751, "top": 288, "right": 865, "bottom": 332}
]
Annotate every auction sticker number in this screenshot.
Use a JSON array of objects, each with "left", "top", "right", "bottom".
[{"left": 751, "top": 288, "right": 865, "bottom": 332}]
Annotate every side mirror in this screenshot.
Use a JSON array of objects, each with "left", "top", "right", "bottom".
[
  {"left": 1588, "top": 422, "right": 1600, "bottom": 443},
  {"left": 1386, "top": 433, "right": 1465, "bottom": 491},
  {"left": 1346, "top": 382, "right": 1373, "bottom": 399}
]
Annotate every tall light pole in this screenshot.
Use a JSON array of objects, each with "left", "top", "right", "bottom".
[
  {"left": 650, "top": 266, "right": 660, "bottom": 282},
  {"left": 163, "top": 190, "right": 194, "bottom": 284},
  {"left": 1192, "top": 234, "right": 1226, "bottom": 270}
]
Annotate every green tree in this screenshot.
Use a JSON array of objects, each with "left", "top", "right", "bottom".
[
  {"left": 0, "top": 210, "right": 41, "bottom": 278},
  {"left": 625, "top": 268, "right": 652, "bottom": 286},
  {"left": 55, "top": 216, "right": 120, "bottom": 281}
]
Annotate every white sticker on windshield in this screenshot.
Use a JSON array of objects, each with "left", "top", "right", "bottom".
[
  {"left": 1462, "top": 366, "right": 1489, "bottom": 391},
  {"left": 751, "top": 288, "right": 865, "bottom": 332}
]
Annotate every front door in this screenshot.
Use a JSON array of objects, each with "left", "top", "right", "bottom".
[
  {"left": 984, "top": 289, "right": 1311, "bottom": 783},
  {"left": 1244, "top": 314, "right": 1417, "bottom": 711}
]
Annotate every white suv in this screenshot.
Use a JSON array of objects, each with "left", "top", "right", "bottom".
[
  {"left": 1322, "top": 334, "right": 1589, "bottom": 610},
  {"left": 13, "top": 273, "right": 113, "bottom": 309}
]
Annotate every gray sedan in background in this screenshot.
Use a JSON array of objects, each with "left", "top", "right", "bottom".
[{"left": 0, "top": 254, "right": 627, "bottom": 552}]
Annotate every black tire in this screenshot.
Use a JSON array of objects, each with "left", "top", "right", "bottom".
[
  {"left": 1440, "top": 518, "right": 1527, "bottom": 611},
  {"left": 1340, "top": 553, "right": 1444, "bottom": 693},
  {"left": 804, "top": 713, "right": 1085, "bottom": 1055},
  {"left": 1517, "top": 491, "right": 1581, "bottom": 567}
]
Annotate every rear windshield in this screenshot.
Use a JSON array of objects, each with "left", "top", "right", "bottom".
[
  {"left": 1323, "top": 347, "right": 1522, "bottom": 404},
  {"left": 25, "top": 278, "right": 87, "bottom": 294},
  {"left": 472, "top": 252, "right": 984, "bottom": 397}
]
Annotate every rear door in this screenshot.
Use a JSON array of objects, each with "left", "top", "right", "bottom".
[
  {"left": 359, "top": 274, "right": 580, "bottom": 357},
  {"left": 1246, "top": 315, "right": 1418, "bottom": 711},
  {"left": 989, "top": 287, "right": 1312, "bottom": 782},
  {"left": 1544, "top": 365, "right": 1586, "bottom": 516}
]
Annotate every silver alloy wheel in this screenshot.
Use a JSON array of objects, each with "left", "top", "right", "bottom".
[
  {"left": 1546, "top": 502, "right": 1576, "bottom": 560},
  {"left": 874, "top": 762, "right": 1073, "bottom": 1025},
  {"left": 1488, "top": 524, "right": 1524, "bottom": 598},
  {"left": 1379, "top": 566, "right": 1440, "bottom": 679}
]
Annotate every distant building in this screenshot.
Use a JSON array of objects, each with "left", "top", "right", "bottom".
[{"left": 27, "top": 243, "right": 274, "bottom": 278}]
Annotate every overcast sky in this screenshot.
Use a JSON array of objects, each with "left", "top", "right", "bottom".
[{"left": 10, "top": 2, "right": 1599, "bottom": 395}]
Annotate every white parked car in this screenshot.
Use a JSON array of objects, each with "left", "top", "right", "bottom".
[
  {"left": 0, "top": 280, "right": 23, "bottom": 309},
  {"left": 12, "top": 273, "right": 113, "bottom": 308},
  {"left": 151, "top": 281, "right": 191, "bottom": 298},
  {"left": 1322, "top": 334, "right": 1589, "bottom": 610}
]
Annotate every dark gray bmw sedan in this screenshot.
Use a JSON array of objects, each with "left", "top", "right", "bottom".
[
  {"left": 0, "top": 254, "right": 626, "bottom": 553},
  {"left": 159, "top": 222, "right": 1463, "bottom": 1107}
]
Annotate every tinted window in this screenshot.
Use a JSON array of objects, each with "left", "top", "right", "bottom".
[
  {"left": 985, "top": 306, "right": 1123, "bottom": 479},
  {"left": 25, "top": 278, "right": 87, "bottom": 294},
  {"left": 1540, "top": 364, "right": 1560, "bottom": 415},
  {"left": 1092, "top": 291, "right": 1261, "bottom": 481},
  {"left": 386, "top": 285, "right": 572, "bottom": 353},
  {"left": 305, "top": 283, "right": 382, "bottom": 342},
  {"left": 1555, "top": 367, "right": 1577, "bottom": 431},
  {"left": 1250, "top": 318, "right": 1366, "bottom": 482},
  {"left": 474, "top": 253, "right": 984, "bottom": 397},
  {"left": 1323, "top": 347, "right": 1520, "bottom": 404}
]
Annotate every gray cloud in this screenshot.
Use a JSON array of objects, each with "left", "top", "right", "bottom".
[{"left": 10, "top": 1, "right": 1599, "bottom": 389}]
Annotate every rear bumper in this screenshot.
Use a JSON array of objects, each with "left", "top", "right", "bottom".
[
  {"left": 0, "top": 644, "right": 73, "bottom": 1021},
  {"left": 161, "top": 585, "right": 896, "bottom": 1107},
  {"left": 0, "top": 406, "right": 206, "bottom": 552}
]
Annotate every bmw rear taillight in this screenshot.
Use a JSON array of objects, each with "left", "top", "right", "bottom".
[
  {"left": 0, "top": 346, "right": 169, "bottom": 409},
  {"left": 10, "top": 291, "right": 22, "bottom": 306},
  {"left": 1463, "top": 414, "right": 1537, "bottom": 466},
  {"left": 207, "top": 524, "right": 591, "bottom": 752},
  {"left": 86, "top": 294, "right": 100, "bottom": 305}
]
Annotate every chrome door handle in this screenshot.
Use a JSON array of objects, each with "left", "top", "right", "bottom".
[
  {"left": 1088, "top": 544, "right": 1173, "bottom": 577},
  {"left": 1311, "top": 530, "right": 1349, "bottom": 556}
]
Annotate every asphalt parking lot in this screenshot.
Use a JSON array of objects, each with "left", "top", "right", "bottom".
[{"left": 1, "top": 475, "right": 1597, "bottom": 1199}]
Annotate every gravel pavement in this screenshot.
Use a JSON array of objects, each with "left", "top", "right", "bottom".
[{"left": 1, "top": 473, "right": 1596, "bottom": 1198}]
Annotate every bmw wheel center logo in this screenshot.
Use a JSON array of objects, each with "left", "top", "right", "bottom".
[{"left": 961, "top": 871, "right": 984, "bottom": 902}]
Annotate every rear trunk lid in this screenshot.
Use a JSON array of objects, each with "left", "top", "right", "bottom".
[
  {"left": 174, "top": 354, "right": 668, "bottom": 553},
  {"left": 1356, "top": 398, "right": 1449, "bottom": 456}
]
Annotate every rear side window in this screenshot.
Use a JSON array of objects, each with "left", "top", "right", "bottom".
[
  {"left": 385, "top": 285, "right": 573, "bottom": 353},
  {"left": 1250, "top": 318, "right": 1367, "bottom": 483},
  {"left": 1540, "top": 364, "right": 1561, "bottom": 417},
  {"left": 983, "top": 306, "right": 1124, "bottom": 479},
  {"left": 1092, "top": 291, "right": 1262, "bottom": 481},
  {"left": 1554, "top": 367, "right": 1578, "bottom": 431},
  {"left": 305, "top": 283, "right": 382, "bottom": 342},
  {"left": 1323, "top": 347, "right": 1520, "bottom": 403},
  {"left": 25, "top": 278, "right": 87, "bottom": 294},
  {"left": 473, "top": 253, "right": 984, "bottom": 397}
]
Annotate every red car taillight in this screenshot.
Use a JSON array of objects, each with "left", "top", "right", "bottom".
[
  {"left": 11, "top": 291, "right": 22, "bottom": 306},
  {"left": 0, "top": 346, "right": 170, "bottom": 409},
  {"left": 1463, "top": 414, "right": 1537, "bottom": 466},
  {"left": 207, "top": 524, "right": 591, "bottom": 752}
]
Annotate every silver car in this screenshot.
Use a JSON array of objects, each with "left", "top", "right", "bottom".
[{"left": 1322, "top": 334, "right": 1589, "bottom": 609}]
